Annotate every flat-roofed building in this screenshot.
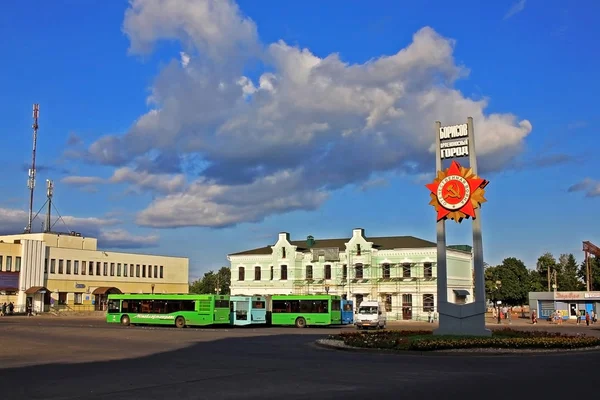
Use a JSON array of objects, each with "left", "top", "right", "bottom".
[{"left": 0, "top": 231, "right": 189, "bottom": 313}]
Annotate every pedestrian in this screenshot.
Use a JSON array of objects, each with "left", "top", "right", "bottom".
[
  {"left": 531, "top": 310, "right": 537, "bottom": 325},
  {"left": 586, "top": 312, "right": 590, "bottom": 326}
]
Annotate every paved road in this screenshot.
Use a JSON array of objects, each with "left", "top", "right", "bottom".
[{"left": 0, "top": 317, "right": 598, "bottom": 399}]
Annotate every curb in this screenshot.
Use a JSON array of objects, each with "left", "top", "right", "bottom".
[{"left": 314, "top": 339, "right": 600, "bottom": 357}]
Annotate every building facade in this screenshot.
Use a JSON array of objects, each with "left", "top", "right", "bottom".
[
  {"left": 529, "top": 291, "right": 599, "bottom": 321},
  {"left": 0, "top": 231, "right": 189, "bottom": 313},
  {"left": 228, "top": 228, "right": 474, "bottom": 321}
]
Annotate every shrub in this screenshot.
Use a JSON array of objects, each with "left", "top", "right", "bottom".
[{"left": 328, "top": 328, "right": 600, "bottom": 351}]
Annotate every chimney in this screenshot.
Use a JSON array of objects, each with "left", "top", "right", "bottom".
[
  {"left": 278, "top": 232, "right": 290, "bottom": 242},
  {"left": 352, "top": 228, "right": 365, "bottom": 238},
  {"left": 307, "top": 235, "right": 315, "bottom": 247}
]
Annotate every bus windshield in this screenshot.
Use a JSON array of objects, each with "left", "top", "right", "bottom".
[
  {"left": 107, "top": 299, "right": 121, "bottom": 314},
  {"left": 358, "top": 306, "right": 378, "bottom": 315}
]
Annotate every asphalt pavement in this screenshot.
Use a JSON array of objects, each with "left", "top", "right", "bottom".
[{"left": 0, "top": 316, "right": 598, "bottom": 399}]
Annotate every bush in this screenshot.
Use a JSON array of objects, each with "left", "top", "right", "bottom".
[{"left": 328, "top": 328, "right": 600, "bottom": 351}]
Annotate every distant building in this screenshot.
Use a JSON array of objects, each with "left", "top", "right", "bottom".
[
  {"left": 529, "top": 291, "right": 599, "bottom": 320},
  {"left": 0, "top": 231, "right": 189, "bottom": 313},
  {"left": 227, "top": 228, "right": 473, "bottom": 321}
]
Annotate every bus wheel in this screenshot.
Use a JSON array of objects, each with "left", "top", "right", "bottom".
[
  {"left": 121, "top": 315, "right": 130, "bottom": 326},
  {"left": 175, "top": 316, "right": 186, "bottom": 328},
  {"left": 295, "top": 317, "right": 306, "bottom": 328}
]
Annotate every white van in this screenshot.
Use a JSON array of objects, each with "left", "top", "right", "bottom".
[{"left": 354, "top": 300, "right": 386, "bottom": 329}]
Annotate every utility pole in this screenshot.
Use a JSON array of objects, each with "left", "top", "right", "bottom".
[
  {"left": 44, "top": 179, "right": 54, "bottom": 232},
  {"left": 547, "top": 264, "right": 551, "bottom": 292},
  {"left": 25, "top": 104, "right": 40, "bottom": 233}
]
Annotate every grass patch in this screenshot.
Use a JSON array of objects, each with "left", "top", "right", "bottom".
[{"left": 327, "top": 328, "right": 600, "bottom": 351}]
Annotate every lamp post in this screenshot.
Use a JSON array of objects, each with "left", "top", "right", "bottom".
[
  {"left": 495, "top": 280, "right": 502, "bottom": 324},
  {"left": 324, "top": 285, "right": 330, "bottom": 294}
]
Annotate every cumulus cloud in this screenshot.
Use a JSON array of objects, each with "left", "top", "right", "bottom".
[
  {"left": 568, "top": 179, "right": 600, "bottom": 198},
  {"left": 61, "top": 167, "right": 186, "bottom": 195},
  {"left": 67, "top": 0, "right": 533, "bottom": 228},
  {"left": 0, "top": 207, "right": 159, "bottom": 249}
]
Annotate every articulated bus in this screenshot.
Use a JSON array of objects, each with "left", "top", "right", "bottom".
[
  {"left": 106, "top": 294, "right": 231, "bottom": 328},
  {"left": 270, "top": 294, "right": 342, "bottom": 328},
  {"left": 230, "top": 295, "right": 267, "bottom": 326},
  {"left": 341, "top": 299, "right": 354, "bottom": 325},
  {"left": 106, "top": 293, "right": 343, "bottom": 329}
]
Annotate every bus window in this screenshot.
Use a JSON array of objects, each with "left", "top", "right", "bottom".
[
  {"left": 343, "top": 303, "right": 353, "bottom": 311},
  {"left": 252, "top": 301, "right": 265, "bottom": 309},
  {"left": 331, "top": 300, "right": 341, "bottom": 311},
  {"left": 107, "top": 300, "right": 121, "bottom": 313},
  {"left": 214, "top": 300, "right": 230, "bottom": 309}
]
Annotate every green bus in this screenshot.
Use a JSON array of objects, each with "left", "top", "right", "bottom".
[
  {"left": 270, "top": 294, "right": 341, "bottom": 328},
  {"left": 106, "top": 294, "right": 231, "bottom": 328}
]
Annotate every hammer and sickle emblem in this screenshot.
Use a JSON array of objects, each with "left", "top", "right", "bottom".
[{"left": 444, "top": 183, "right": 460, "bottom": 199}]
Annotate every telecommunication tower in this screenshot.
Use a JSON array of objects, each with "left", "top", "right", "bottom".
[
  {"left": 44, "top": 179, "right": 54, "bottom": 233},
  {"left": 25, "top": 104, "right": 40, "bottom": 233}
]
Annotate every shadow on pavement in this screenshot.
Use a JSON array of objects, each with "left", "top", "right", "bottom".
[{"left": 1, "top": 333, "right": 599, "bottom": 400}]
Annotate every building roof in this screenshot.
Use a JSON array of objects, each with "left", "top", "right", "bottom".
[{"left": 229, "top": 235, "right": 437, "bottom": 256}]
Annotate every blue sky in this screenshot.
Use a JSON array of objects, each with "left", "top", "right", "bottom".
[{"left": 1, "top": 0, "right": 599, "bottom": 280}]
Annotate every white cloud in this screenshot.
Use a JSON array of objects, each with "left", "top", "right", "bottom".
[
  {"left": 0, "top": 207, "right": 159, "bottom": 249},
  {"left": 61, "top": 168, "right": 186, "bottom": 195},
  {"left": 504, "top": 0, "right": 526, "bottom": 20},
  {"left": 568, "top": 178, "right": 600, "bottom": 198},
  {"left": 70, "top": 1, "right": 533, "bottom": 229}
]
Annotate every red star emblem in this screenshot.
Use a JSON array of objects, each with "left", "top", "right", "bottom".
[{"left": 425, "top": 161, "right": 486, "bottom": 222}]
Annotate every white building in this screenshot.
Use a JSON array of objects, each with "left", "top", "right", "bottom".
[{"left": 228, "top": 228, "right": 474, "bottom": 321}]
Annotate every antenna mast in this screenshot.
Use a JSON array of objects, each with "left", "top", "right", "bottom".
[
  {"left": 45, "top": 179, "right": 54, "bottom": 233},
  {"left": 25, "top": 104, "right": 39, "bottom": 234}
]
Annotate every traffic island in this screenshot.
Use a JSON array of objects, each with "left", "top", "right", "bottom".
[{"left": 316, "top": 328, "right": 600, "bottom": 354}]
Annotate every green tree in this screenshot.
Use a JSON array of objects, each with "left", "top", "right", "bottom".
[
  {"left": 578, "top": 256, "right": 600, "bottom": 291},
  {"left": 490, "top": 257, "right": 530, "bottom": 306},
  {"left": 528, "top": 269, "right": 545, "bottom": 292},
  {"left": 556, "top": 253, "right": 584, "bottom": 291},
  {"left": 535, "top": 252, "right": 557, "bottom": 291},
  {"left": 189, "top": 267, "right": 231, "bottom": 294}
]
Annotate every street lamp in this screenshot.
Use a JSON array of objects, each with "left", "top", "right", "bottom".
[
  {"left": 495, "top": 280, "right": 502, "bottom": 324},
  {"left": 324, "top": 285, "right": 330, "bottom": 294}
]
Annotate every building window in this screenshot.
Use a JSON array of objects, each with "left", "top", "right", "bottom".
[
  {"left": 238, "top": 267, "right": 245, "bottom": 281},
  {"left": 58, "top": 259, "right": 63, "bottom": 274},
  {"left": 254, "top": 266, "right": 261, "bottom": 281},
  {"left": 124, "top": 264, "right": 128, "bottom": 277},
  {"left": 402, "top": 294, "right": 413, "bottom": 320},
  {"left": 117, "top": 263, "right": 121, "bottom": 277},
  {"left": 66, "top": 260, "right": 71, "bottom": 274},
  {"left": 306, "top": 265, "right": 313, "bottom": 280},
  {"left": 15, "top": 257, "right": 21, "bottom": 272},
  {"left": 136, "top": 265, "right": 140, "bottom": 277},
  {"left": 356, "top": 244, "right": 361, "bottom": 256},
  {"left": 103, "top": 262, "right": 108, "bottom": 276},
  {"left": 423, "top": 294, "right": 434, "bottom": 312},
  {"left": 110, "top": 263, "right": 115, "bottom": 276},
  {"left": 74, "top": 293, "right": 83, "bottom": 305},
  {"left": 324, "top": 265, "right": 331, "bottom": 280},
  {"left": 6, "top": 256, "right": 12, "bottom": 271},
  {"left": 96, "top": 262, "right": 101, "bottom": 275},
  {"left": 44, "top": 258, "right": 48, "bottom": 273},
  {"left": 382, "top": 263, "right": 391, "bottom": 279},
  {"left": 355, "top": 294, "right": 364, "bottom": 307},
  {"left": 402, "top": 263, "right": 411, "bottom": 278},
  {"left": 270, "top": 266, "right": 274, "bottom": 280},
  {"left": 424, "top": 263, "right": 433, "bottom": 278},
  {"left": 280, "top": 265, "right": 288, "bottom": 280},
  {"left": 342, "top": 264, "right": 347, "bottom": 279},
  {"left": 74, "top": 260, "right": 79, "bottom": 275},
  {"left": 384, "top": 294, "right": 392, "bottom": 312},
  {"left": 154, "top": 265, "right": 158, "bottom": 278},
  {"left": 130, "top": 264, "right": 134, "bottom": 277},
  {"left": 50, "top": 259, "right": 56, "bottom": 274},
  {"left": 0, "top": 255, "right": 3, "bottom": 270},
  {"left": 355, "top": 264, "right": 363, "bottom": 279},
  {"left": 282, "top": 247, "right": 286, "bottom": 258},
  {"left": 159, "top": 265, "right": 164, "bottom": 278},
  {"left": 89, "top": 261, "right": 94, "bottom": 275},
  {"left": 58, "top": 293, "right": 67, "bottom": 305},
  {"left": 82, "top": 261, "right": 86, "bottom": 275}
]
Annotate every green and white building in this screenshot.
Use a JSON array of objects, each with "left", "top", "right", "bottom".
[{"left": 227, "top": 228, "right": 474, "bottom": 321}]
